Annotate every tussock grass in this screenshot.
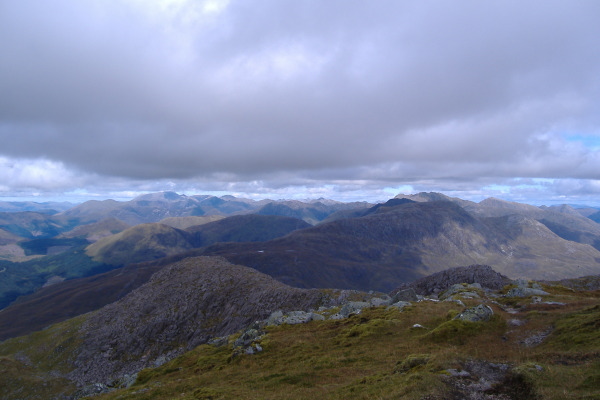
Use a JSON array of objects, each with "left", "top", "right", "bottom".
[
  {"left": 1, "top": 286, "right": 598, "bottom": 399},
  {"left": 91, "top": 297, "right": 580, "bottom": 400},
  {"left": 0, "top": 315, "right": 85, "bottom": 399}
]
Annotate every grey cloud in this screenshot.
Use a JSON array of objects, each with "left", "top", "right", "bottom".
[{"left": 1, "top": 0, "right": 600, "bottom": 201}]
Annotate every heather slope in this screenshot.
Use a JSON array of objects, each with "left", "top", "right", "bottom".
[
  {"left": 202, "top": 201, "right": 501, "bottom": 291},
  {"left": 0, "top": 256, "right": 352, "bottom": 393},
  {"left": 185, "top": 214, "right": 311, "bottom": 246},
  {"left": 0, "top": 261, "right": 598, "bottom": 400},
  {"left": 202, "top": 201, "right": 600, "bottom": 291},
  {"left": 86, "top": 215, "right": 311, "bottom": 266},
  {"left": 68, "top": 256, "right": 334, "bottom": 385},
  {"left": 256, "top": 200, "right": 371, "bottom": 225},
  {"left": 94, "top": 288, "right": 599, "bottom": 400}
]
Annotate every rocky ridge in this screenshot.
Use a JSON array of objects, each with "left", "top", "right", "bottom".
[
  {"left": 391, "top": 264, "right": 512, "bottom": 297},
  {"left": 68, "top": 256, "right": 379, "bottom": 386},
  {"left": 1, "top": 261, "right": 599, "bottom": 400}
]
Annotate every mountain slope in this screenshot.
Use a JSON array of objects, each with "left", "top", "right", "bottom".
[
  {"left": 185, "top": 214, "right": 311, "bottom": 246},
  {"left": 256, "top": 200, "right": 371, "bottom": 225},
  {"left": 0, "top": 260, "right": 163, "bottom": 341},
  {"left": 398, "top": 193, "right": 600, "bottom": 251},
  {"left": 68, "top": 256, "right": 337, "bottom": 385},
  {"left": 0, "top": 211, "right": 75, "bottom": 239},
  {"left": 201, "top": 201, "right": 500, "bottom": 291},
  {"left": 201, "top": 201, "right": 600, "bottom": 291},
  {"left": 85, "top": 215, "right": 311, "bottom": 266},
  {"left": 60, "top": 192, "right": 264, "bottom": 225},
  {"left": 59, "top": 217, "right": 131, "bottom": 242},
  {"left": 86, "top": 223, "right": 194, "bottom": 265},
  {"left": 0, "top": 247, "right": 114, "bottom": 310},
  {"left": 159, "top": 215, "right": 224, "bottom": 229},
  {"left": 1, "top": 262, "right": 598, "bottom": 400},
  {"left": 0, "top": 256, "right": 355, "bottom": 391},
  {"left": 0, "top": 200, "right": 74, "bottom": 213}
]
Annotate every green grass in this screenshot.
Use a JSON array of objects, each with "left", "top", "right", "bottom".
[
  {"left": 0, "top": 285, "right": 598, "bottom": 399},
  {"left": 0, "top": 315, "right": 86, "bottom": 399},
  {"left": 89, "top": 290, "right": 600, "bottom": 400}
]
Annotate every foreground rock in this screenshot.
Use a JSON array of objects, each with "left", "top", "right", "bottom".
[
  {"left": 69, "top": 256, "right": 351, "bottom": 386},
  {"left": 454, "top": 304, "right": 494, "bottom": 322},
  {"left": 392, "top": 265, "right": 512, "bottom": 297}
]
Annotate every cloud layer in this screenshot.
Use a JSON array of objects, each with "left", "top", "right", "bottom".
[{"left": 1, "top": 0, "right": 600, "bottom": 203}]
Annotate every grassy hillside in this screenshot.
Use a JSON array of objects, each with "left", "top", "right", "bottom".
[
  {"left": 59, "top": 217, "right": 131, "bottom": 242},
  {"left": 159, "top": 215, "right": 224, "bottom": 229},
  {"left": 86, "top": 223, "right": 194, "bottom": 265},
  {"left": 96, "top": 287, "right": 600, "bottom": 400},
  {"left": 1, "top": 276, "right": 596, "bottom": 400}
]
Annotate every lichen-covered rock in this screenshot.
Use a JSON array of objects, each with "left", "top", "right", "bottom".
[
  {"left": 505, "top": 287, "right": 549, "bottom": 297},
  {"left": 311, "top": 313, "right": 326, "bottom": 321},
  {"left": 391, "top": 265, "right": 511, "bottom": 296},
  {"left": 71, "top": 383, "right": 111, "bottom": 399},
  {"left": 387, "top": 300, "right": 412, "bottom": 310},
  {"left": 391, "top": 288, "right": 418, "bottom": 303},
  {"left": 454, "top": 304, "right": 494, "bottom": 322},
  {"left": 369, "top": 296, "right": 392, "bottom": 306},
  {"left": 266, "top": 310, "right": 325, "bottom": 326},
  {"left": 439, "top": 283, "right": 482, "bottom": 300},
  {"left": 234, "top": 326, "right": 263, "bottom": 348},
  {"left": 329, "top": 301, "right": 370, "bottom": 319}
]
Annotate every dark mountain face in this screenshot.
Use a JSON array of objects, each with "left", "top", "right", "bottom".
[
  {"left": 256, "top": 200, "right": 372, "bottom": 225},
  {"left": 185, "top": 214, "right": 311, "bottom": 247},
  {"left": 201, "top": 200, "right": 600, "bottom": 291},
  {"left": 86, "top": 215, "right": 311, "bottom": 266},
  {"left": 588, "top": 210, "right": 600, "bottom": 224},
  {"left": 201, "top": 201, "right": 504, "bottom": 292}
]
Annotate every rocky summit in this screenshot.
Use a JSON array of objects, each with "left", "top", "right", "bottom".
[{"left": 0, "top": 260, "right": 598, "bottom": 400}]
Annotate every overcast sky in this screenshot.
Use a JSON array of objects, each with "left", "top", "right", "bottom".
[{"left": 2, "top": 0, "right": 600, "bottom": 205}]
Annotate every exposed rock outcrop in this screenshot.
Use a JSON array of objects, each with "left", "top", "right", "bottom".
[
  {"left": 69, "top": 256, "right": 342, "bottom": 386},
  {"left": 392, "top": 265, "right": 512, "bottom": 297},
  {"left": 454, "top": 304, "right": 494, "bottom": 322}
]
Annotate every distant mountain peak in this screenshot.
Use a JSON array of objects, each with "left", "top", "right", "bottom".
[
  {"left": 133, "top": 191, "right": 186, "bottom": 201},
  {"left": 394, "top": 192, "right": 453, "bottom": 202}
]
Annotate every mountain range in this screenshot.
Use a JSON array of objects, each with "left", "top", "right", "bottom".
[
  {"left": 1, "top": 191, "right": 600, "bottom": 399},
  {"left": 1, "top": 192, "right": 600, "bottom": 312}
]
